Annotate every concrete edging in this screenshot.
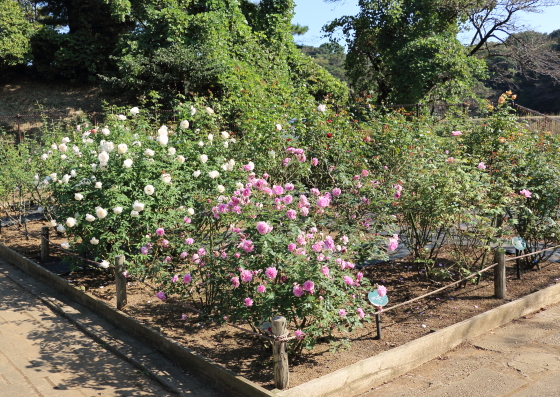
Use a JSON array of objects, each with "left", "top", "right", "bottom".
[{"left": 3, "top": 242, "right": 560, "bottom": 397}]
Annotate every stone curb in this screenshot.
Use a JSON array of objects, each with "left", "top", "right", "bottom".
[{"left": 3, "top": 242, "right": 560, "bottom": 397}]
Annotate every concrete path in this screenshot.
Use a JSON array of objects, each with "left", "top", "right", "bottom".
[
  {"left": 362, "top": 304, "right": 560, "bottom": 397},
  {"left": 0, "top": 258, "right": 226, "bottom": 397}
]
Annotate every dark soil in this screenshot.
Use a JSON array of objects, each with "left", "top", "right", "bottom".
[{"left": 3, "top": 220, "right": 560, "bottom": 389}]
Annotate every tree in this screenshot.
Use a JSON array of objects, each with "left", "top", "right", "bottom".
[
  {"left": 300, "top": 42, "right": 348, "bottom": 82},
  {"left": 0, "top": 0, "right": 36, "bottom": 69},
  {"left": 324, "top": 0, "right": 486, "bottom": 104}
]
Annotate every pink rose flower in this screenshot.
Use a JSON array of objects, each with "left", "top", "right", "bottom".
[
  {"left": 284, "top": 183, "right": 294, "bottom": 191},
  {"left": 156, "top": 228, "right": 165, "bottom": 236},
  {"left": 332, "top": 187, "right": 341, "bottom": 196},
  {"left": 377, "top": 285, "right": 387, "bottom": 297},
  {"left": 343, "top": 276, "right": 354, "bottom": 286},
  {"left": 286, "top": 209, "right": 297, "bottom": 220},
  {"left": 451, "top": 131, "right": 462, "bottom": 136},
  {"left": 156, "top": 291, "right": 166, "bottom": 300},
  {"left": 283, "top": 195, "right": 293, "bottom": 204},
  {"left": 294, "top": 329, "right": 305, "bottom": 340},
  {"left": 231, "top": 277, "right": 240, "bottom": 288},
  {"left": 244, "top": 297, "right": 253, "bottom": 307},
  {"left": 265, "top": 267, "right": 278, "bottom": 279},
  {"left": 272, "top": 185, "right": 284, "bottom": 195},
  {"left": 257, "top": 285, "right": 266, "bottom": 293},
  {"left": 185, "top": 238, "right": 194, "bottom": 245},
  {"left": 240, "top": 269, "right": 253, "bottom": 282},
  {"left": 311, "top": 158, "right": 318, "bottom": 166},
  {"left": 321, "top": 266, "right": 330, "bottom": 278},
  {"left": 287, "top": 243, "right": 297, "bottom": 252},
  {"left": 338, "top": 309, "right": 346, "bottom": 317},
  {"left": 477, "top": 162, "right": 486, "bottom": 170},
  {"left": 256, "top": 221, "right": 273, "bottom": 234},
  {"left": 293, "top": 284, "right": 304, "bottom": 297},
  {"left": 171, "top": 274, "right": 179, "bottom": 283},
  {"left": 520, "top": 189, "right": 532, "bottom": 198},
  {"left": 303, "top": 280, "right": 315, "bottom": 294},
  {"left": 317, "top": 196, "right": 331, "bottom": 208},
  {"left": 357, "top": 308, "right": 365, "bottom": 319},
  {"left": 183, "top": 274, "right": 192, "bottom": 284}
]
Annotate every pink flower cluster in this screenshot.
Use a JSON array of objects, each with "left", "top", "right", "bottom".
[
  {"left": 286, "top": 147, "right": 306, "bottom": 162},
  {"left": 256, "top": 221, "right": 273, "bottom": 234},
  {"left": 388, "top": 234, "right": 399, "bottom": 251},
  {"left": 520, "top": 189, "right": 532, "bottom": 198}
]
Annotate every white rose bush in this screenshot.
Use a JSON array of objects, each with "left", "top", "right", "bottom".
[{"left": 33, "top": 103, "right": 401, "bottom": 353}]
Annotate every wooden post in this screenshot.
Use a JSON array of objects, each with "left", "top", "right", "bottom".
[
  {"left": 271, "top": 316, "right": 289, "bottom": 389},
  {"left": 494, "top": 250, "right": 506, "bottom": 299},
  {"left": 40, "top": 226, "right": 49, "bottom": 263},
  {"left": 516, "top": 249, "right": 521, "bottom": 280},
  {"left": 115, "top": 255, "right": 127, "bottom": 310},
  {"left": 375, "top": 313, "right": 382, "bottom": 340}
]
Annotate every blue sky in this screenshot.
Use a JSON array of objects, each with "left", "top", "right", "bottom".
[{"left": 293, "top": 0, "right": 560, "bottom": 47}]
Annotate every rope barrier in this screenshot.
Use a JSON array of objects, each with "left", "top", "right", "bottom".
[{"left": 504, "top": 244, "right": 560, "bottom": 262}]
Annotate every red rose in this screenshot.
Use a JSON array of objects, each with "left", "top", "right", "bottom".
[{"left": 326, "top": 133, "right": 333, "bottom": 138}]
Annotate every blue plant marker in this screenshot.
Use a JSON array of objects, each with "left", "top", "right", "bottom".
[
  {"left": 512, "top": 236, "right": 527, "bottom": 251},
  {"left": 368, "top": 290, "right": 388, "bottom": 307}
]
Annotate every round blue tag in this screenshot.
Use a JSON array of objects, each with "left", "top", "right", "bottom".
[{"left": 368, "top": 290, "right": 388, "bottom": 307}]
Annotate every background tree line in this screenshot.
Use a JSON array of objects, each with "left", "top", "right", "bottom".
[{"left": 1, "top": 0, "right": 560, "bottom": 114}]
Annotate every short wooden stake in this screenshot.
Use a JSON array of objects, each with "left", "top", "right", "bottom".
[
  {"left": 272, "top": 316, "right": 289, "bottom": 389},
  {"left": 375, "top": 313, "right": 382, "bottom": 340},
  {"left": 115, "top": 255, "right": 127, "bottom": 310},
  {"left": 40, "top": 226, "right": 49, "bottom": 263},
  {"left": 494, "top": 250, "right": 506, "bottom": 299}
]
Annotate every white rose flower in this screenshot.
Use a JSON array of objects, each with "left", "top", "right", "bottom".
[
  {"left": 168, "top": 147, "right": 176, "bottom": 156},
  {"left": 144, "top": 185, "right": 155, "bottom": 195},
  {"left": 98, "top": 151, "right": 109, "bottom": 165},
  {"left": 230, "top": 138, "right": 236, "bottom": 143},
  {"left": 193, "top": 170, "right": 201, "bottom": 177},
  {"left": 317, "top": 104, "right": 327, "bottom": 112},
  {"left": 221, "top": 131, "right": 230, "bottom": 139},
  {"left": 90, "top": 237, "right": 99, "bottom": 245},
  {"left": 104, "top": 142, "right": 115, "bottom": 152},
  {"left": 200, "top": 154, "right": 208, "bottom": 163},
  {"left": 60, "top": 155, "right": 67, "bottom": 160},
  {"left": 161, "top": 174, "right": 172, "bottom": 184},
  {"left": 133, "top": 201, "right": 145, "bottom": 211},
  {"left": 198, "top": 141, "right": 204, "bottom": 147},
  {"left": 208, "top": 133, "right": 214, "bottom": 142},
  {"left": 190, "top": 105, "right": 196, "bottom": 115},
  {"left": 56, "top": 224, "right": 66, "bottom": 233},
  {"left": 217, "top": 185, "right": 225, "bottom": 193},
  {"left": 62, "top": 174, "right": 71, "bottom": 183},
  {"left": 70, "top": 169, "right": 77, "bottom": 177},
  {"left": 85, "top": 214, "right": 96, "bottom": 222},
  {"left": 221, "top": 163, "right": 228, "bottom": 171},
  {"left": 236, "top": 182, "right": 244, "bottom": 190},
  {"left": 58, "top": 143, "right": 68, "bottom": 152},
  {"left": 208, "top": 170, "right": 220, "bottom": 179},
  {"left": 62, "top": 137, "right": 71, "bottom": 143},
  {"left": 49, "top": 219, "right": 57, "bottom": 227},
  {"left": 123, "top": 159, "right": 133, "bottom": 168},
  {"left": 144, "top": 149, "right": 155, "bottom": 157},
  {"left": 117, "top": 114, "right": 127, "bottom": 121},
  {"left": 180, "top": 120, "right": 189, "bottom": 129},
  {"left": 72, "top": 145, "right": 80, "bottom": 154},
  {"left": 113, "top": 206, "right": 123, "bottom": 214},
  {"left": 157, "top": 125, "right": 168, "bottom": 136},
  {"left": 61, "top": 242, "right": 70, "bottom": 250},
  {"left": 205, "top": 107, "right": 214, "bottom": 115},
  {"left": 177, "top": 155, "right": 185, "bottom": 164},
  {"left": 74, "top": 193, "right": 84, "bottom": 201},
  {"left": 49, "top": 173, "right": 57, "bottom": 181},
  {"left": 99, "top": 260, "right": 110, "bottom": 269},
  {"left": 41, "top": 153, "right": 48, "bottom": 161},
  {"left": 117, "top": 143, "right": 128, "bottom": 154},
  {"left": 51, "top": 143, "right": 58, "bottom": 150},
  {"left": 187, "top": 208, "right": 195, "bottom": 215},
  {"left": 95, "top": 207, "right": 108, "bottom": 219},
  {"left": 66, "top": 217, "right": 77, "bottom": 227},
  {"left": 85, "top": 138, "right": 94, "bottom": 144},
  {"left": 95, "top": 182, "right": 102, "bottom": 189},
  {"left": 130, "top": 107, "right": 140, "bottom": 115},
  {"left": 157, "top": 134, "right": 168, "bottom": 146},
  {"left": 130, "top": 210, "right": 140, "bottom": 217},
  {"left": 276, "top": 123, "right": 282, "bottom": 131},
  {"left": 102, "top": 128, "right": 110, "bottom": 136}
]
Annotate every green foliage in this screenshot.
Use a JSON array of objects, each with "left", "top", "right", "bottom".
[
  {"left": 300, "top": 43, "right": 347, "bottom": 83},
  {"left": 0, "top": 0, "right": 36, "bottom": 68},
  {"left": 325, "top": 0, "right": 486, "bottom": 103}
]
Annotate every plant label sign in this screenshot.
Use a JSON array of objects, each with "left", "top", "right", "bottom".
[
  {"left": 512, "top": 236, "right": 527, "bottom": 251},
  {"left": 368, "top": 290, "right": 388, "bottom": 307}
]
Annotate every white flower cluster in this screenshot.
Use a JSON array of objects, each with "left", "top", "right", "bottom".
[{"left": 157, "top": 125, "right": 169, "bottom": 146}]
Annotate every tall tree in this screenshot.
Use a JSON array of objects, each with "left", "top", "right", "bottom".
[
  {"left": 0, "top": 0, "right": 36, "bottom": 70},
  {"left": 324, "top": 0, "right": 486, "bottom": 103}
]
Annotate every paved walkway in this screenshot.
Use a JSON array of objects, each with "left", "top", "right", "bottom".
[
  {"left": 0, "top": 259, "right": 225, "bottom": 397},
  {"left": 362, "top": 303, "right": 560, "bottom": 397}
]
